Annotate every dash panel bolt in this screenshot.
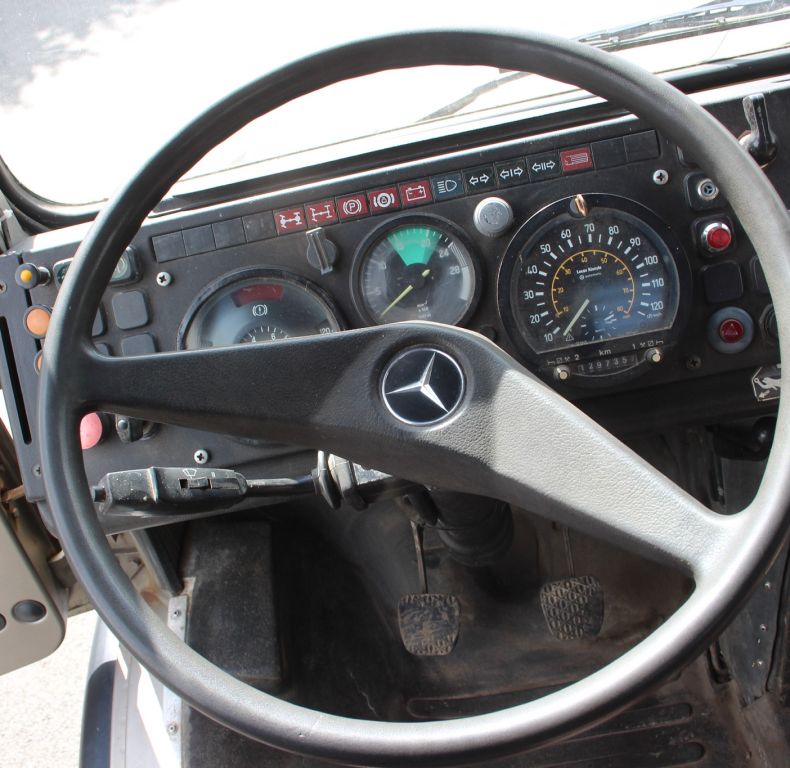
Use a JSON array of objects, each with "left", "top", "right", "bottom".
[
  {"left": 193, "top": 449, "right": 209, "bottom": 465},
  {"left": 156, "top": 271, "right": 172, "bottom": 287}
]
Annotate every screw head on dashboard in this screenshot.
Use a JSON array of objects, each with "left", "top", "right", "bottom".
[
  {"left": 652, "top": 169, "right": 670, "bottom": 186},
  {"left": 156, "top": 271, "right": 172, "bottom": 287},
  {"left": 193, "top": 449, "right": 209, "bottom": 465}
]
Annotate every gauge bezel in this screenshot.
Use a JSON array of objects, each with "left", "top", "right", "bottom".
[
  {"left": 176, "top": 267, "right": 345, "bottom": 351},
  {"left": 350, "top": 213, "right": 482, "bottom": 327},
  {"left": 497, "top": 194, "right": 692, "bottom": 383}
]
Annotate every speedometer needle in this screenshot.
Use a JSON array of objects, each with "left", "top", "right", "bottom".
[
  {"left": 562, "top": 298, "right": 590, "bottom": 337},
  {"left": 379, "top": 269, "right": 431, "bottom": 318}
]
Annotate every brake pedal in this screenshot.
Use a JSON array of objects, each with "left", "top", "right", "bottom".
[
  {"left": 398, "top": 521, "right": 461, "bottom": 656},
  {"left": 540, "top": 575, "right": 604, "bottom": 640},
  {"left": 398, "top": 593, "right": 461, "bottom": 656}
]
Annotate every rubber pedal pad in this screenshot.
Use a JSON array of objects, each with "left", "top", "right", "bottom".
[
  {"left": 539, "top": 575, "right": 604, "bottom": 640},
  {"left": 398, "top": 594, "right": 461, "bottom": 656}
]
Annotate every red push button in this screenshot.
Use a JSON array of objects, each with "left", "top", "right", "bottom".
[
  {"left": 80, "top": 412, "right": 106, "bottom": 450},
  {"left": 719, "top": 318, "right": 745, "bottom": 343},
  {"left": 702, "top": 222, "right": 732, "bottom": 252}
]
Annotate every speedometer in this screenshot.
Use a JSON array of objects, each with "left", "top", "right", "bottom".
[{"left": 498, "top": 195, "right": 690, "bottom": 381}]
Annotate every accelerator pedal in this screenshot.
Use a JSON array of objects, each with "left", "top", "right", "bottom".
[{"left": 540, "top": 575, "right": 604, "bottom": 640}]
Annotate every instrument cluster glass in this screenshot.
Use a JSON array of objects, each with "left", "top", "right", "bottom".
[
  {"left": 498, "top": 195, "right": 685, "bottom": 376},
  {"left": 180, "top": 270, "right": 342, "bottom": 350}
]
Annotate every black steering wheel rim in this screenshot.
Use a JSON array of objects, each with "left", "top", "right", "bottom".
[{"left": 39, "top": 30, "right": 790, "bottom": 766}]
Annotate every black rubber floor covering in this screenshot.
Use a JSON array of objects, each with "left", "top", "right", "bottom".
[
  {"left": 184, "top": 661, "right": 739, "bottom": 768},
  {"left": 182, "top": 515, "right": 743, "bottom": 768}
]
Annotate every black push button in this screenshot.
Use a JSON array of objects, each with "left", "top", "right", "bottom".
[
  {"left": 152, "top": 232, "right": 186, "bottom": 263},
  {"left": 112, "top": 291, "right": 149, "bottom": 330},
  {"left": 592, "top": 137, "right": 627, "bottom": 169},
  {"left": 624, "top": 130, "right": 660, "bottom": 161},
  {"left": 242, "top": 212, "right": 276, "bottom": 242},
  {"left": 701, "top": 261, "right": 744, "bottom": 304},
  {"left": 527, "top": 151, "right": 561, "bottom": 182},
  {"left": 121, "top": 334, "right": 157, "bottom": 356},
  {"left": 463, "top": 166, "right": 496, "bottom": 193},
  {"left": 212, "top": 218, "right": 246, "bottom": 249},
  {"left": 494, "top": 159, "right": 528, "bottom": 187},
  {"left": 183, "top": 225, "right": 215, "bottom": 256}
]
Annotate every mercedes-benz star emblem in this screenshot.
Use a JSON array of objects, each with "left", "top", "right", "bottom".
[{"left": 381, "top": 348, "right": 465, "bottom": 426}]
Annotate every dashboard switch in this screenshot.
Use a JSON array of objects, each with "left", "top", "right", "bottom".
[
  {"left": 80, "top": 412, "right": 107, "bottom": 451},
  {"left": 473, "top": 197, "right": 513, "bottom": 238},
  {"left": 701, "top": 221, "right": 732, "bottom": 253},
  {"left": 305, "top": 228, "right": 338, "bottom": 275},
  {"left": 23, "top": 305, "right": 51, "bottom": 338},
  {"left": 15, "top": 263, "right": 51, "bottom": 289},
  {"left": 701, "top": 261, "right": 743, "bottom": 303},
  {"left": 707, "top": 306, "right": 754, "bottom": 354},
  {"left": 740, "top": 93, "right": 777, "bottom": 166},
  {"left": 719, "top": 318, "right": 744, "bottom": 343},
  {"left": 115, "top": 415, "right": 142, "bottom": 444}
]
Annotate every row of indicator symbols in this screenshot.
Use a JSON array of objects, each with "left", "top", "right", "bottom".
[{"left": 275, "top": 180, "right": 434, "bottom": 233}]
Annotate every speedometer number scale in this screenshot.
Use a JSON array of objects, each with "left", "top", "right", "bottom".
[{"left": 499, "top": 195, "right": 687, "bottom": 381}]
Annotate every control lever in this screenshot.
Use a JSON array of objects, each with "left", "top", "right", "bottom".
[
  {"left": 91, "top": 455, "right": 420, "bottom": 521},
  {"left": 305, "top": 228, "right": 338, "bottom": 274},
  {"left": 740, "top": 93, "right": 777, "bottom": 166}
]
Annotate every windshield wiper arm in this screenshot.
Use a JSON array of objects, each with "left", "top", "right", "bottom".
[
  {"left": 420, "top": 1, "right": 790, "bottom": 122},
  {"left": 581, "top": 0, "right": 790, "bottom": 53}
]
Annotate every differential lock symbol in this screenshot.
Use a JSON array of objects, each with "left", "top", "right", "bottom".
[{"left": 381, "top": 348, "right": 465, "bottom": 426}]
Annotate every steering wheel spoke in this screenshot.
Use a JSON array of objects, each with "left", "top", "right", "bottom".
[{"left": 77, "top": 325, "right": 729, "bottom": 576}]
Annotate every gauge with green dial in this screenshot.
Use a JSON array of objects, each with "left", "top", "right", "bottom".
[{"left": 354, "top": 216, "right": 479, "bottom": 325}]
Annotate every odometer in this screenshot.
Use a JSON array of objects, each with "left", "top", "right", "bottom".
[{"left": 499, "top": 195, "right": 687, "bottom": 380}]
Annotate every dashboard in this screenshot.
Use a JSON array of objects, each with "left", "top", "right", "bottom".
[{"left": 0, "top": 74, "right": 784, "bottom": 528}]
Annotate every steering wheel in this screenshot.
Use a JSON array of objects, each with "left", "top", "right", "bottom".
[{"left": 39, "top": 30, "right": 790, "bottom": 766}]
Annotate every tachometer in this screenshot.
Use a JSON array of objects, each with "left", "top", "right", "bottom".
[
  {"left": 353, "top": 215, "right": 479, "bottom": 326},
  {"left": 178, "top": 269, "right": 343, "bottom": 350},
  {"left": 498, "top": 195, "right": 689, "bottom": 381}
]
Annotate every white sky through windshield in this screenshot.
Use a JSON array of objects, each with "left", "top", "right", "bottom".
[{"left": 0, "top": 1, "right": 781, "bottom": 203}]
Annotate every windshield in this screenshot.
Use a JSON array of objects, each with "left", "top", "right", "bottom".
[{"left": 2, "top": 1, "right": 790, "bottom": 204}]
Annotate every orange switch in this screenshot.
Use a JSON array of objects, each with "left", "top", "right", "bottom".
[{"left": 23, "top": 306, "right": 51, "bottom": 338}]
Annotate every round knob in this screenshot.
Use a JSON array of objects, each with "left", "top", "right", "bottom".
[
  {"left": 701, "top": 222, "right": 732, "bottom": 253},
  {"left": 473, "top": 197, "right": 513, "bottom": 238}
]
